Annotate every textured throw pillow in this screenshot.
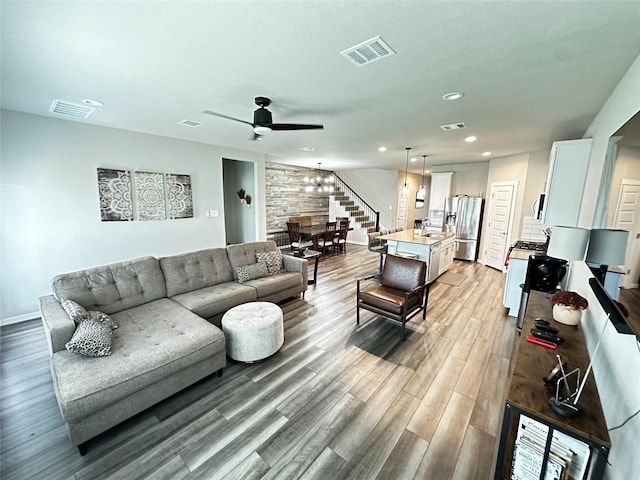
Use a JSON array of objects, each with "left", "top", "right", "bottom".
[
  {"left": 256, "top": 250, "right": 283, "bottom": 276},
  {"left": 65, "top": 317, "right": 113, "bottom": 357},
  {"left": 87, "top": 310, "right": 119, "bottom": 330},
  {"left": 233, "top": 262, "right": 270, "bottom": 283},
  {"left": 60, "top": 298, "right": 89, "bottom": 324}
]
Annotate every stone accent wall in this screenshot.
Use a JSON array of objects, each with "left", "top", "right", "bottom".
[{"left": 265, "top": 161, "right": 332, "bottom": 234}]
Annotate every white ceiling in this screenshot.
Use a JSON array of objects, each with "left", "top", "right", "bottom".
[{"left": 2, "top": 1, "right": 640, "bottom": 174}]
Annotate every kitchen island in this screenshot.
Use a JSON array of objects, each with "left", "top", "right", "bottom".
[{"left": 379, "top": 230, "right": 456, "bottom": 283}]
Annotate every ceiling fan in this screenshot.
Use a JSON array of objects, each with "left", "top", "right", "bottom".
[{"left": 202, "top": 97, "right": 324, "bottom": 140}]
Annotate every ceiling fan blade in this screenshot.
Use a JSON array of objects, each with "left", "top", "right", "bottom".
[
  {"left": 201, "top": 110, "right": 254, "bottom": 126},
  {"left": 270, "top": 123, "right": 324, "bottom": 131}
]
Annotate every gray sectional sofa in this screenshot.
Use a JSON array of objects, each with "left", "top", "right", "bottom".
[{"left": 39, "top": 241, "right": 307, "bottom": 454}]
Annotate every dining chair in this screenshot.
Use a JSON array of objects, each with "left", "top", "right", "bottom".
[
  {"left": 336, "top": 220, "right": 350, "bottom": 254},
  {"left": 356, "top": 254, "right": 429, "bottom": 341},
  {"left": 286, "top": 222, "right": 313, "bottom": 250},
  {"left": 317, "top": 223, "right": 336, "bottom": 255}
]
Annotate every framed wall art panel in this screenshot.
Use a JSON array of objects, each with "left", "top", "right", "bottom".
[{"left": 97, "top": 168, "right": 133, "bottom": 221}]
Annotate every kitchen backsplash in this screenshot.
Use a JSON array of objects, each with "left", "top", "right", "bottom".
[{"left": 520, "top": 216, "right": 547, "bottom": 242}]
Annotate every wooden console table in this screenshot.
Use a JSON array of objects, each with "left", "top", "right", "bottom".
[{"left": 494, "top": 291, "right": 610, "bottom": 479}]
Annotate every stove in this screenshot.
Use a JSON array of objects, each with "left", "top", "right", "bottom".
[{"left": 513, "top": 240, "right": 547, "bottom": 251}]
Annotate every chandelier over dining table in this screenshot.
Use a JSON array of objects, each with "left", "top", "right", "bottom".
[{"left": 304, "top": 163, "right": 334, "bottom": 193}]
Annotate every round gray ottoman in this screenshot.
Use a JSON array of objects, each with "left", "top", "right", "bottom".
[{"left": 221, "top": 302, "right": 284, "bottom": 362}]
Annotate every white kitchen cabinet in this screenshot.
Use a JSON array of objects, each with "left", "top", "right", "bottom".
[
  {"left": 541, "top": 139, "right": 592, "bottom": 228},
  {"left": 429, "top": 172, "right": 453, "bottom": 227},
  {"left": 503, "top": 255, "right": 528, "bottom": 317},
  {"left": 438, "top": 235, "right": 455, "bottom": 276}
]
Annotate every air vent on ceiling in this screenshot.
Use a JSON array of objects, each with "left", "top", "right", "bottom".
[
  {"left": 177, "top": 119, "right": 202, "bottom": 128},
  {"left": 49, "top": 100, "right": 95, "bottom": 119},
  {"left": 440, "top": 122, "right": 468, "bottom": 131},
  {"left": 340, "top": 36, "right": 395, "bottom": 67}
]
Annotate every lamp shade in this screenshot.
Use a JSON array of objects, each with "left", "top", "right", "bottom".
[
  {"left": 585, "top": 229, "right": 629, "bottom": 265},
  {"left": 546, "top": 226, "right": 590, "bottom": 261}
]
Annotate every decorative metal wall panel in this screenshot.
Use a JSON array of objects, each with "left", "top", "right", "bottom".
[
  {"left": 135, "top": 171, "right": 166, "bottom": 221},
  {"left": 97, "top": 168, "right": 133, "bottom": 221},
  {"left": 166, "top": 173, "right": 193, "bottom": 219}
]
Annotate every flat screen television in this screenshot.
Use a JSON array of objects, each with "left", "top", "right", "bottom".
[{"left": 588, "top": 277, "right": 633, "bottom": 335}]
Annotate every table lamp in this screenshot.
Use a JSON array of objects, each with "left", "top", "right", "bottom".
[
  {"left": 546, "top": 226, "right": 590, "bottom": 289},
  {"left": 585, "top": 229, "right": 628, "bottom": 284},
  {"left": 516, "top": 226, "right": 589, "bottom": 331}
]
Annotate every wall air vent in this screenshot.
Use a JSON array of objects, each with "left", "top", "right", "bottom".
[
  {"left": 340, "top": 36, "right": 395, "bottom": 67},
  {"left": 177, "top": 119, "right": 202, "bottom": 127},
  {"left": 49, "top": 100, "right": 95, "bottom": 119},
  {"left": 440, "top": 122, "right": 468, "bottom": 131}
]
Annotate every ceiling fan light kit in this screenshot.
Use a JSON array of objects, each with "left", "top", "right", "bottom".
[{"left": 202, "top": 96, "right": 323, "bottom": 141}]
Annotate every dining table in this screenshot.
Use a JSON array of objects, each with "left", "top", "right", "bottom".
[{"left": 299, "top": 224, "right": 353, "bottom": 252}]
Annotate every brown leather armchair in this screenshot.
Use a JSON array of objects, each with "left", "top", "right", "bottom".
[{"left": 356, "top": 254, "right": 429, "bottom": 341}]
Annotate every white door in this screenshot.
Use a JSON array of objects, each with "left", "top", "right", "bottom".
[
  {"left": 484, "top": 181, "right": 517, "bottom": 271},
  {"left": 613, "top": 179, "right": 640, "bottom": 288},
  {"left": 396, "top": 188, "right": 408, "bottom": 230}
]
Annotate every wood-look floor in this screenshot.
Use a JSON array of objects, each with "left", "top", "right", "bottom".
[{"left": 0, "top": 245, "right": 519, "bottom": 480}]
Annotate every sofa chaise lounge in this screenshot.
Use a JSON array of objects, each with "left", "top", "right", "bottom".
[{"left": 39, "top": 241, "right": 307, "bottom": 454}]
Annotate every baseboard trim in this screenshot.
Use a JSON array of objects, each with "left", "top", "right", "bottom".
[{"left": 1, "top": 312, "right": 40, "bottom": 326}]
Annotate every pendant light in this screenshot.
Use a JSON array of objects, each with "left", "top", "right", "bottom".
[
  {"left": 304, "top": 163, "right": 334, "bottom": 193},
  {"left": 402, "top": 147, "right": 411, "bottom": 195},
  {"left": 418, "top": 154, "right": 427, "bottom": 198}
]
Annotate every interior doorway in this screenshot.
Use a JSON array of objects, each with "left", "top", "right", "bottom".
[
  {"left": 483, "top": 181, "right": 517, "bottom": 271},
  {"left": 613, "top": 178, "right": 640, "bottom": 288},
  {"left": 222, "top": 158, "right": 256, "bottom": 245}
]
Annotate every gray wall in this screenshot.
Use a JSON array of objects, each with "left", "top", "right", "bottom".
[
  {"left": 223, "top": 158, "right": 256, "bottom": 244},
  {"left": 265, "top": 162, "right": 331, "bottom": 233},
  {"left": 0, "top": 110, "right": 265, "bottom": 321},
  {"left": 432, "top": 161, "right": 490, "bottom": 197}
]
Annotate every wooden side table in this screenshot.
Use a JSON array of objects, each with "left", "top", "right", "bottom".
[
  {"left": 283, "top": 249, "right": 322, "bottom": 285},
  {"left": 494, "top": 291, "right": 610, "bottom": 479}
]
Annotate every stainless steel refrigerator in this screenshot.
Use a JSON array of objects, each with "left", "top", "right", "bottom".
[{"left": 445, "top": 196, "right": 483, "bottom": 261}]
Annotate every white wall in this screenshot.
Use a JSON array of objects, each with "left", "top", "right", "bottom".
[
  {"left": 432, "top": 161, "right": 490, "bottom": 197},
  {"left": 335, "top": 168, "right": 400, "bottom": 230},
  {"left": 0, "top": 110, "right": 265, "bottom": 322},
  {"left": 606, "top": 145, "right": 640, "bottom": 226},
  {"left": 577, "top": 52, "right": 640, "bottom": 480},
  {"left": 476, "top": 152, "right": 549, "bottom": 266},
  {"left": 582, "top": 53, "right": 640, "bottom": 227},
  {"left": 567, "top": 262, "right": 639, "bottom": 480}
]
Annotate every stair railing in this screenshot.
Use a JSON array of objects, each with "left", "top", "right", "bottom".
[{"left": 333, "top": 174, "right": 380, "bottom": 231}]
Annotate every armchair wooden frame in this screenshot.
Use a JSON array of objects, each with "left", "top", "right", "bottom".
[{"left": 356, "top": 255, "right": 430, "bottom": 341}]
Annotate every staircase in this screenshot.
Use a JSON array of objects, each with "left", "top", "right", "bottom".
[
  {"left": 333, "top": 187, "right": 377, "bottom": 233},
  {"left": 331, "top": 175, "right": 380, "bottom": 244}
]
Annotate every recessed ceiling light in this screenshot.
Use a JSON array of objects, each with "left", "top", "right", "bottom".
[
  {"left": 82, "top": 99, "right": 104, "bottom": 107},
  {"left": 442, "top": 91, "right": 464, "bottom": 101},
  {"left": 482, "top": 151, "right": 492, "bottom": 157},
  {"left": 410, "top": 157, "right": 417, "bottom": 162},
  {"left": 378, "top": 146, "right": 387, "bottom": 152},
  {"left": 300, "top": 147, "right": 315, "bottom": 152},
  {"left": 464, "top": 136, "right": 477, "bottom": 143}
]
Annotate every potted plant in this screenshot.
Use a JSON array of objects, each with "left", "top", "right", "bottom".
[{"left": 550, "top": 290, "right": 588, "bottom": 326}]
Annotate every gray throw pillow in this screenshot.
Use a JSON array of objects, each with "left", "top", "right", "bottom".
[
  {"left": 233, "top": 262, "right": 270, "bottom": 283},
  {"left": 64, "top": 310, "right": 118, "bottom": 357},
  {"left": 60, "top": 298, "right": 89, "bottom": 324},
  {"left": 65, "top": 317, "right": 113, "bottom": 357},
  {"left": 256, "top": 250, "right": 283, "bottom": 276},
  {"left": 87, "top": 310, "right": 119, "bottom": 330}
]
